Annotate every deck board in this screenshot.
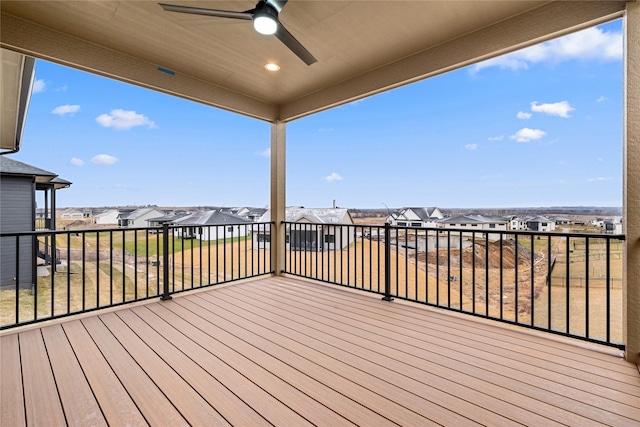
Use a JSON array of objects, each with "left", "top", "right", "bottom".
[
  {"left": 19, "top": 329, "right": 67, "bottom": 426},
  {"left": 1, "top": 276, "right": 639, "bottom": 426},
  {"left": 40, "top": 324, "right": 107, "bottom": 427},
  {"left": 249, "top": 280, "right": 640, "bottom": 419},
  {"left": 61, "top": 321, "right": 148, "bottom": 427},
  {"left": 80, "top": 316, "right": 188, "bottom": 426},
  {"left": 220, "top": 285, "right": 595, "bottom": 425},
  {"left": 0, "top": 334, "right": 25, "bottom": 427}
]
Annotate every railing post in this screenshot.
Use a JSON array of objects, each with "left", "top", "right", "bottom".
[
  {"left": 382, "top": 222, "right": 394, "bottom": 301},
  {"left": 161, "top": 223, "right": 172, "bottom": 301}
]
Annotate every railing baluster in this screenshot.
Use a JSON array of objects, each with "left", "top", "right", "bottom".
[
  {"left": 566, "top": 235, "right": 570, "bottom": 335},
  {"left": 382, "top": 223, "right": 393, "bottom": 301},
  {"left": 585, "top": 238, "right": 590, "bottom": 338},
  {"left": 161, "top": 223, "right": 171, "bottom": 300},
  {"left": 606, "top": 238, "right": 611, "bottom": 343},
  {"left": 530, "top": 234, "right": 534, "bottom": 327}
]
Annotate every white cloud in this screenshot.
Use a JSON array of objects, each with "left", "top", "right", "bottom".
[
  {"left": 91, "top": 154, "right": 118, "bottom": 165},
  {"left": 51, "top": 104, "right": 80, "bottom": 116},
  {"left": 597, "top": 96, "right": 608, "bottom": 103},
  {"left": 464, "top": 144, "right": 478, "bottom": 151},
  {"left": 509, "top": 128, "right": 546, "bottom": 143},
  {"left": 323, "top": 172, "right": 343, "bottom": 183},
  {"left": 488, "top": 135, "right": 504, "bottom": 142},
  {"left": 472, "top": 26, "right": 621, "bottom": 73},
  {"left": 32, "top": 79, "right": 46, "bottom": 93},
  {"left": 96, "top": 109, "right": 155, "bottom": 130},
  {"left": 531, "top": 101, "right": 574, "bottom": 118},
  {"left": 70, "top": 157, "right": 84, "bottom": 166},
  {"left": 55, "top": 85, "right": 68, "bottom": 92},
  {"left": 588, "top": 177, "right": 612, "bottom": 182},
  {"left": 517, "top": 111, "right": 532, "bottom": 120},
  {"left": 257, "top": 147, "right": 271, "bottom": 158}
]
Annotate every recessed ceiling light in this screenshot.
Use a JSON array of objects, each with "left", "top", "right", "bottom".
[{"left": 264, "top": 63, "right": 280, "bottom": 72}]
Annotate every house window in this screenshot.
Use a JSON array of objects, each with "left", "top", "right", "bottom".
[
  {"left": 471, "top": 224, "right": 478, "bottom": 227},
  {"left": 257, "top": 234, "right": 271, "bottom": 243},
  {"left": 285, "top": 234, "right": 290, "bottom": 243},
  {"left": 410, "top": 222, "right": 421, "bottom": 227},
  {"left": 489, "top": 224, "right": 496, "bottom": 229},
  {"left": 227, "top": 226, "right": 233, "bottom": 232},
  {"left": 397, "top": 222, "right": 407, "bottom": 226},
  {"left": 324, "top": 234, "right": 335, "bottom": 243}
]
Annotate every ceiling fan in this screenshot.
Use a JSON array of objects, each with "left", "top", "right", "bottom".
[{"left": 159, "top": 0, "right": 317, "bottom": 65}]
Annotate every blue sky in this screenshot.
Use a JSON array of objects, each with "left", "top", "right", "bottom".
[{"left": 16, "top": 19, "right": 623, "bottom": 209}]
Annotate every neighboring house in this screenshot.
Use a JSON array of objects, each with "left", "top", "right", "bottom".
[
  {"left": 94, "top": 209, "right": 120, "bottom": 225},
  {"left": 554, "top": 217, "right": 572, "bottom": 226},
  {"left": 510, "top": 217, "right": 528, "bottom": 231},
  {"left": 603, "top": 217, "right": 623, "bottom": 234},
  {"left": 526, "top": 216, "right": 556, "bottom": 232},
  {"left": 172, "top": 210, "right": 251, "bottom": 240},
  {"left": 438, "top": 214, "right": 509, "bottom": 239},
  {"left": 0, "top": 156, "right": 71, "bottom": 289},
  {"left": 591, "top": 218, "right": 606, "bottom": 227},
  {"left": 117, "top": 208, "right": 164, "bottom": 228},
  {"left": 146, "top": 211, "right": 188, "bottom": 228},
  {"left": 510, "top": 216, "right": 557, "bottom": 232},
  {"left": 388, "top": 207, "right": 444, "bottom": 228},
  {"left": 604, "top": 220, "right": 623, "bottom": 234},
  {"left": 59, "top": 208, "right": 85, "bottom": 221},
  {"left": 219, "top": 206, "right": 268, "bottom": 222},
  {"left": 255, "top": 207, "right": 354, "bottom": 251}
]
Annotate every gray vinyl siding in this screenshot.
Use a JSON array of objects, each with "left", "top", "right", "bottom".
[{"left": 1, "top": 175, "right": 34, "bottom": 289}]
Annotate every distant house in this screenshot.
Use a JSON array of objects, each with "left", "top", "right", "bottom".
[
  {"left": 510, "top": 217, "right": 528, "bottom": 231},
  {"left": 388, "top": 207, "right": 444, "bottom": 228},
  {"left": 0, "top": 156, "right": 71, "bottom": 289},
  {"left": 117, "top": 208, "right": 164, "bottom": 228},
  {"left": 94, "top": 209, "right": 120, "bottom": 225},
  {"left": 172, "top": 210, "right": 250, "bottom": 240},
  {"left": 438, "top": 214, "right": 509, "bottom": 238},
  {"left": 59, "top": 208, "right": 85, "bottom": 221},
  {"left": 603, "top": 217, "right": 623, "bottom": 234},
  {"left": 146, "top": 211, "right": 188, "bottom": 228},
  {"left": 526, "top": 216, "right": 556, "bottom": 232},
  {"left": 553, "top": 217, "right": 572, "bottom": 226},
  {"left": 255, "top": 207, "right": 354, "bottom": 251}
]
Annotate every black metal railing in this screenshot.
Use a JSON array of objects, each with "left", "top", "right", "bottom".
[
  {"left": 283, "top": 221, "right": 626, "bottom": 349},
  {"left": 0, "top": 222, "right": 273, "bottom": 329}
]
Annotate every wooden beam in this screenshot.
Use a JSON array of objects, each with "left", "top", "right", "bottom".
[
  {"left": 0, "top": 12, "right": 277, "bottom": 122},
  {"left": 280, "top": 1, "right": 626, "bottom": 121},
  {"left": 623, "top": 1, "right": 640, "bottom": 364},
  {"left": 270, "top": 121, "right": 286, "bottom": 275}
]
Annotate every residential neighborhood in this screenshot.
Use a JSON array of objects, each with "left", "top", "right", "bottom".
[{"left": 41, "top": 204, "right": 624, "bottom": 236}]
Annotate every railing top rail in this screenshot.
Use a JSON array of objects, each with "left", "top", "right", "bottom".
[
  {"left": 0, "top": 221, "right": 275, "bottom": 238},
  {"left": 279, "top": 221, "right": 625, "bottom": 240}
]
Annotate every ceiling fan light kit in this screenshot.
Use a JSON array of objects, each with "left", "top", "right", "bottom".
[
  {"left": 253, "top": 5, "right": 278, "bottom": 35},
  {"left": 159, "top": 0, "right": 317, "bottom": 65}
]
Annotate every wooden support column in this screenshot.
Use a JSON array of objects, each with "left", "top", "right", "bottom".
[
  {"left": 624, "top": 1, "right": 640, "bottom": 364},
  {"left": 270, "top": 120, "right": 286, "bottom": 276}
]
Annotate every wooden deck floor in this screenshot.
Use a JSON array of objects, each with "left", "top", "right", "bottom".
[{"left": 1, "top": 276, "right": 639, "bottom": 426}]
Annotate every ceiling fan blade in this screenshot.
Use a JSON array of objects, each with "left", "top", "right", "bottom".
[
  {"left": 159, "top": 3, "right": 252, "bottom": 20},
  {"left": 275, "top": 23, "right": 317, "bottom": 65},
  {"left": 265, "top": 0, "right": 288, "bottom": 13}
]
